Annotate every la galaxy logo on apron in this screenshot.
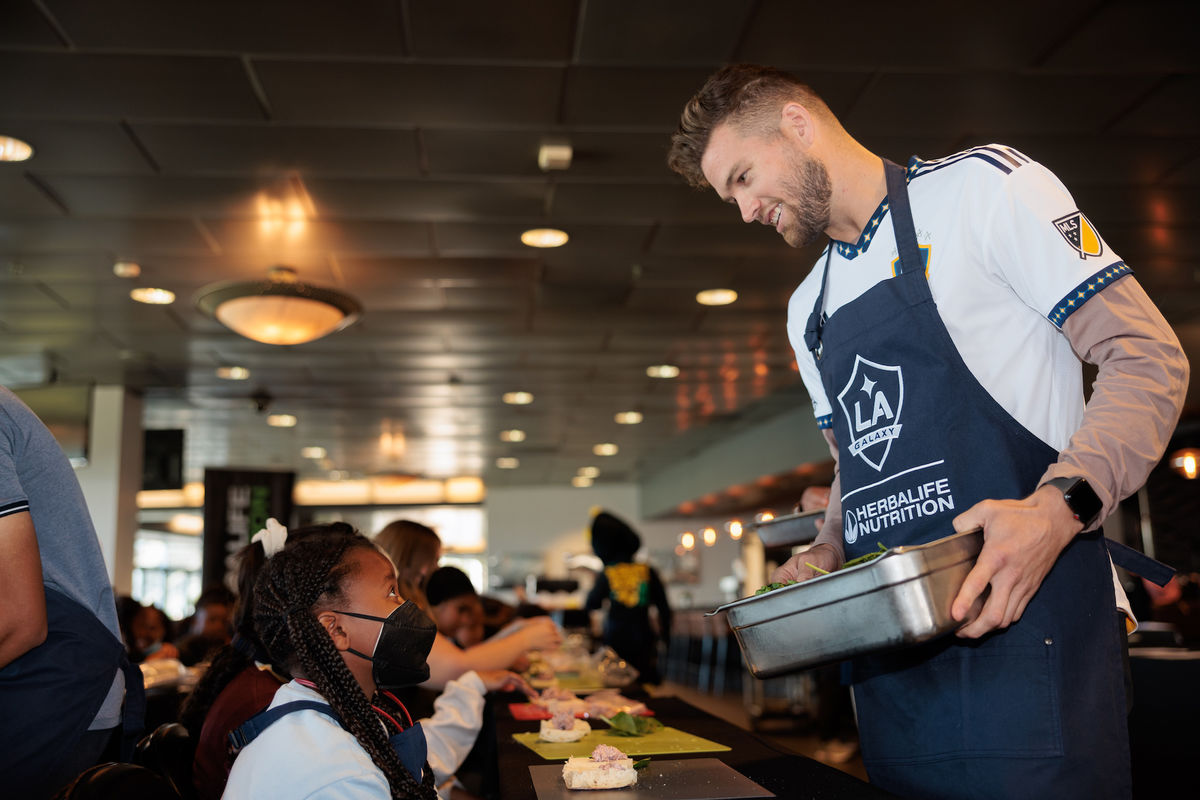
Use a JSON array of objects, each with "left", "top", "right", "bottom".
[
  {"left": 1052, "top": 210, "right": 1103, "bottom": 259},
  {"left": 836, "top": 355, "right": 903, "bottom": 472}
]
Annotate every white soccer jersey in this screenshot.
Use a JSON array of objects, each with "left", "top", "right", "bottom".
[{"left": 786, "top": 144, "right": 1128, "bottom": 451}]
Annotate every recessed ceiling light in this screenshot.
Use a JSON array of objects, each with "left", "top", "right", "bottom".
[
  {"left": 112, "top": 261, "right": 141, "bottom": 278},
  {"left": 266, "top": 414, "right": 297, "bottom": 427},
  {"left": 572, "top": 475, "right": 593, "bottom": 488},
  {"left": 301, "top": 446, "right": 326, "bottom": 459},
  {"left": 215, "top": 366, "right": 251, "bottom": 380},
  {"left": 502, "top": 391, "right": 534, "bottom": 405},
  {"left": 538, "top": 142, "right": 573, "bottom": 171},
  {"left": 130, "top": 287, "right": 175, "bottom": 305},
  {"left": 499, "top": 429, "right": 526, "bottom": 442},
  {"left": 696, "top": 288, "right": 738, "bottom": 306},
  {"left": 0, "top": 135, "right": 33, "bottom": 162},
  {"left": 496, "top": 457, "right": 520, "bottom": 469},
  {"left": 593, "top": 443, "right": 619, "bottom": 456},
  {"left": 577, "top": 466, "right": 600, "bottom": 478},
  {"left": 520, "top": 228, "right": 569, "bottom": 248},
  {"left": 614, "top": 411, "right": 643, "bottom": 425},
  {"left": 646, "top": 364, "right": 680, "bottom": 379}
]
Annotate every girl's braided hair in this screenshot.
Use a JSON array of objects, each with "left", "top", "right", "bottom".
[{"left": 253, "top": 525, "right": 437, "bottom": 799}]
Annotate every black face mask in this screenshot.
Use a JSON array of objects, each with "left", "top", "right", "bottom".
[{"left": 336, "top": 600, "right": 437, "bottom": 689}]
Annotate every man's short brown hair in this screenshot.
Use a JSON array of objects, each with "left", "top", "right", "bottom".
[{"left": 667, "top": 64, "right": 834, "bottom": 189}]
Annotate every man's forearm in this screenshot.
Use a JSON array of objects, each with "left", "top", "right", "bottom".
[
  {"left": 1045, "top": 276, "right": 1189, "bottom": 525},
  {"left": 812, "top": 428, "right": 845, "bottom": 560}
]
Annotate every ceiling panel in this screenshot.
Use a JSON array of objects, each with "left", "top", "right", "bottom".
[
  {"left": 305, "top": 178, "right": 548, "bottom": 221},
  {"left": 577, "top": 0, "right": 751, "bottom": 65},
  {"left": 562, "top": 66, "right": 719, "bottom": 128},
  {"left": 0, "top": 52, "right": 263, "bottom": 120},
  {"left": 45, "top": 0, "right": 407, "bottom": 55},
  {"left": 1110, "top": 75, "right": 1200, "bottom": 137},
  {"left": 1039, "top": 1, "right": 1199, "bottom": 70},
  {"left": 738, "top": 0, "right": 1096, "bottom": 70},
  {"left": 406, "top": 0, "right": 576, "bottom": 61},
  {"left": 252, "top": 61, "right": 563, "bottom": 126},
  {"left": 0, "top": 1, "right": 63, "bottom": 47},
  {"left": 0, "top": 120, "right": 150, "bottom": 173},
  {"left": 847, "top": 72, "right": 1158, "bottom": 136},
  {"left": 132, "top": 123, "right": 421, "bottom": 177}
]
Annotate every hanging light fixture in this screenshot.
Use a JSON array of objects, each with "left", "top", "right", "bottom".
[{"left": 196, "top": 265, "right": 362, "bottom": 346}]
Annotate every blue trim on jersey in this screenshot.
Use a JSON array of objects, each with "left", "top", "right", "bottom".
[
  {"left": 0, "top": 499, "right": 30, "bottom": 518},
  {"left": 833, "top": 160, "right": 919, "bottom": 259},
  {"left": 815, "top": 413, "right": 833, "bottom": 429},
  {"left": 913, "top": 148, "right": 1012, "bottom": 177},
  {"left": 1047, "top": 262, "right": 1132, "bottom": 328}
]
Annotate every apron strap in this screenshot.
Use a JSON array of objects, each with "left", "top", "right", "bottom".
[
  {"left": 1105, "top": 538, "right": 1176, "bottom": 587},
  {"left": 228, "top": 700, "right": 340, "bottom": 756},
  {"left": 804, "top": 245, "right": 835, "bottom": 358},
  {"left": 117, "top": 652, "right": 146, "bottom": 761},
  {"left": 806, "top": 158, "right": 920, "bottom": 358},
  {"left": 882, "top": 158, "right": 923, "bottom": 275}
]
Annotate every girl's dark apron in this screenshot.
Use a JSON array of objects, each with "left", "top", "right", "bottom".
[
  {"left": 802, "top": 160, "right": 1133, "bottom": 799},
  {"left": 0, "top": 587, "right": 145, "bottom": 799},
  {"left": 230, "top": 697, "right": 429, "bottom": 784}
]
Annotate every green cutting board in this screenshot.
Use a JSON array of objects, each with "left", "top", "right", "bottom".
[{"left": 512, "top": 726, "right": 731, "bottom": 760}]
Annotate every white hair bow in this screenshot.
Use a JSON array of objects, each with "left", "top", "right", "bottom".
[{"left": 251, "top": 517, "right": 289, "bottom": 558}]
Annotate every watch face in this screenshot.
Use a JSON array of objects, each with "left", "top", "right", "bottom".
[{"left": 1066, "top": 479, "right": 1103, "bottom": 526}]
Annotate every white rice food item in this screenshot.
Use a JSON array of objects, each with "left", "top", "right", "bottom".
[
  {"left": 561, "top": 745, "right": 637, "bottom": 790},
  {"left": 539, "top": 716, "right": 590, "bottom": 742}
]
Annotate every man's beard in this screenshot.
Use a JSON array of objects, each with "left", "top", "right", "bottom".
[{"left": 779, "top": 152, "right": 832, "bottom": 248}]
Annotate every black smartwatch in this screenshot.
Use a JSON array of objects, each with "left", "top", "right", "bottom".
[{"left": 1044, "top": 477, "right": 1103, "bottom": 529}]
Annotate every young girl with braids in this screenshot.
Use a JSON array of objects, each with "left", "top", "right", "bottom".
[
  {"left": 187, "top": 521, "right": 529, "bottom": 800},
  {"left": 223, "top": 526, "right": 445, "bottom": 799}
]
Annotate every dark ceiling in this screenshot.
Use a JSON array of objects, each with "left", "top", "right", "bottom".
[{"left": 0, "top": 0, "right": 1197, "bottom": 492}]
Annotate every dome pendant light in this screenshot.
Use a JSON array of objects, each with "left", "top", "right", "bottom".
[{"left": 196, "top": 266, "right": 362, "bottom": 346}]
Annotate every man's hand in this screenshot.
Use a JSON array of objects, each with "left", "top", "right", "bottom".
[
  {"left": 770, "top": 542, "right": 841, "bottom": 585},
  {"left": 950, "top": 485, "right": 1082, "bottom": 638}
]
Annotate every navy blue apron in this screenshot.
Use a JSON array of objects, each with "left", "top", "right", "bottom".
[
  {"left": 801, "top": 160, "right": 1139, "bottom": 799},
  {"left": 229, "top": 697, "right": 428, "bottom": 784},
  {"left": 0, "top": 587, "right": 145, "bottom": 799}
]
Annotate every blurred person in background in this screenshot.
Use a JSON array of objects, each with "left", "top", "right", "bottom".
[
  {"left": 374, "top": 520, "right": 563, "bottom": 688},
  {"left": 426, "top": 566, "right": 487, "bottom": 649},
  {"left": 127, "top": 603, "right": 179, "bottom": 664},
  {"left": 175, "top": 584, "right": 235, "bottom": 666},
  {"left": 584, "top": 510, "right": 672, "bottom": 685}
]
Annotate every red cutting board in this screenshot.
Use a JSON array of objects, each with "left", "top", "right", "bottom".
[
  {"left": 510, "top": 703, "right": 655, "bottom": 721},
  {"left": 528, "top": 758, "right": 773, "bottom": 800}
]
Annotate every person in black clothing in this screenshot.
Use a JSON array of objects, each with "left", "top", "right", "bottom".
[{"left": 584, "top": 511, "right": 672, "bottom": 685}]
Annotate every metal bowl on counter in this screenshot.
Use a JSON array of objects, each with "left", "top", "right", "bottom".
[
  {"left": 714, "top": 528, "right": 984, "bottom": 678},
  {"left": 746, "top": 509, "right": 824, "bottom": 547}
]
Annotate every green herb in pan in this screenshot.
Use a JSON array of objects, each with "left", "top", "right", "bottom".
[
  {"left": 754, "top": 579, "right": 799, "bottom": 595},
  {"left": 842, "top": 542, "right": 889, "bottom": 568},
  {"left": 632, "top": 758, "right": 651, "bottom": 771}
]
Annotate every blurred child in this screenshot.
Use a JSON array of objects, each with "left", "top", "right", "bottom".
[{"left": 425, "top": 567, "right": 485, "bottom": 649}]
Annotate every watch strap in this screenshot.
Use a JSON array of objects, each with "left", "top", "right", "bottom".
[{"left": 1044, "top": 476, "right": 1102, "bottom": 528}]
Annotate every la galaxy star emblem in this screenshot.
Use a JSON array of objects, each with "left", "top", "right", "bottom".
[
  {"left": 1052, "top": 211, "right": 1103, "bottom": 259},
  {"left": 837, "top": 355, "right": 904, "bottom": 472}
]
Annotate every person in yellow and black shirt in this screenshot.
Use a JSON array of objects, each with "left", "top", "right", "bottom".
[{"left": 584, "top": 511, "right": 672, "bottom": 685}]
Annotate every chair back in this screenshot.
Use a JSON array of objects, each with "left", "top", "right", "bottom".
[
  {"left": 133, "top": 722, "right": 197, "bottom": 800},
  {"left": 51, "top": 762, "right": 179, "bottom": 800}
]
